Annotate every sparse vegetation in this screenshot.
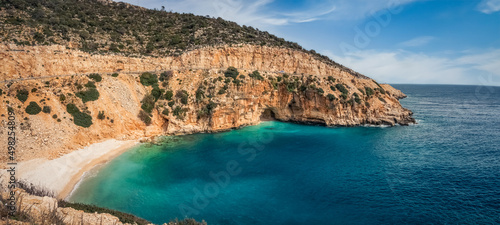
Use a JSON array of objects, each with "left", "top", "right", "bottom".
[
  {"left": 335, "top": 84, "right": 348, "bottom": 95},
  {"left": 162, "top": 108, "right": 170, "bottom": 115},
  {"left": 76, "top": 88, "right": 100, "bottom": 103},
  {"left": 88, "top": 73, "right": 102, "bottom": 82},
  {"left": 66, "top": 104, "right": 92, "bottom": 127},
  {"left": 140, "top": 72, "right": 158, "bottom": 86},
  {"left": 16, "top": 89, "right": 29, "bottom": 102},
  {"left": 173, "top": 106, "right": 187, "bottom": 119},
  {"left": 176, "top": 90, "right": 189, "bottom": 105},
  {"left": 97, "top": 111, "right": 105, "bottom": 120},
  {"left": 365, "top": 87, "right": 374, "bottom": 97},
  {"left": 141, "top": 94, "right": 156, "bottom": 113},
  {"left": 42, "top": 106, "right": 51, "bottom": 114},
  {"left": 138, "top": 110, "right": 152, "bottom": 125},
  {"left": 25, "top": 101, "right": 42, "bottom": 115},
  {"left": 164, "top": 90, "right": 174, "bottom": 100},
  {"left": 327, "top": 94, "right": 336, "bottom": 101},
  {"left": 224, "top": 67, "right": 239, "bottom": 79},
  {"left": 111, "top": 73, "right": 119, "bottom": 77},
  {"left": 249, "top": 70, "right": 264, "bottom": 80}
]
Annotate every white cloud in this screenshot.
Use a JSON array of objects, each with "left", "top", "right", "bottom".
[
  {"left": 399, "top": 36, "right": 435, "bottom": 47},
  {"left": 477, "top": 0, "right": 500, "bottom": 14},
  {"left": 118, "top": 0, "right": 420, "bottom": 28},
  {"left": 322, "top": 49, "right": 500, "bottom": 86}
]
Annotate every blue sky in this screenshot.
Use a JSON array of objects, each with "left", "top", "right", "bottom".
[{"left": 120, "top": 0, "right": 500, "bottom": 85}]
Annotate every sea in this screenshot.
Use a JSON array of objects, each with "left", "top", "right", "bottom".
[{"left": 68, "top": 84, "right": 500, "bottom": 225}]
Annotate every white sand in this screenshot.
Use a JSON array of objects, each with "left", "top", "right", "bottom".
[{"left": 16, "top": 139, "right": 138, "bottom": 199}]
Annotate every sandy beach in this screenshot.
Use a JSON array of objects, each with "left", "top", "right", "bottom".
[{"left": 15, "top": 139, "right": 138, "bottom": 199}]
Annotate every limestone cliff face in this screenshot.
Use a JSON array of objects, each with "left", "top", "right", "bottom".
[{"left": 0, "top": 44, "right": 414, "bottom": 162}]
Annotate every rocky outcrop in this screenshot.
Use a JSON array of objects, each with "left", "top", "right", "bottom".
[{"left": 0, "top": 44, "right": 414, "bottom": 163}]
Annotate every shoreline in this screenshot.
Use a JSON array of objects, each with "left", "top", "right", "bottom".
[{"left": 15, "top": 139, "right": 139, "bottom": 200}]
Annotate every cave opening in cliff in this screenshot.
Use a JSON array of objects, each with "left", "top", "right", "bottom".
[{"left": 260, "top": 108, "right": 277, "bottom": 121}]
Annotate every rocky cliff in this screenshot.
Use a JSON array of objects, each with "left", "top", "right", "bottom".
[{"left": 0, "top": 44, "right": 414, "bottom": 163}]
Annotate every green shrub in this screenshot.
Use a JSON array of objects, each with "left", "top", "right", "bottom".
[
  {"left": 327, "top": 94, "right": 336, "bottom": 101},
  {"left": 16, "top": 89, "right": 29, "bottom": 102},
  {"left": 176, "top": 90, "right": 189, "bottom": 105},
  {"left": 140, "top": 72, "right": 158, "bottom": 86},
  {"left": 73, "top": 112, "right": 93, "bottom": 127},
  {"left": 365, "top": 87, "right": 374, "bottom": 97},
  {"left": 330, "top": 86, "right": 336, "bottom": 91},
  {"left": 218, "top": 89, "right": 226, "bottom": 95},
  {"left": 232, "top": 79, "right": 242, "bottom": 86},
  {"left": 162, "top": 108, "right": 169, "bottom": 115},
  {"left": 151, "top": 86, "right": 164, "bottom": 101},
  {"left": 88, "top": 73, "right": 102, "bottom": 82},
  {"left": 31, "top": 88, "right": 37, "bottom": 93},
  {"left": 173, "top": 106, "right": 187, "bottom": 119},
  {"left": 0, "top": 89, "right": 2, "bottom": 95},
  {"left": 378, "top": 97, "right": 387, "bottom": 103},
  {"left": 159, "top": 71, "right": 173, "bottom": 81},
  {"left": 25, "top": 102, "right": 42, "bottom": 115},
  {"left": 206, "top": 101, "right": 217, "bottom": 115},
  {"left": 111, "top": 73, "right": 119, "bottom": 77},
  {"left": 84, "top": 81, "right": 96, "bottom": 88},
  {"left": 66, "top": 104, "right": 80, "bottom": 114},
  {"left": 377, "top": 87, "right": 386, "bottom": 94},
  {"left": 141, "top": 94, "right": 156, "bottom": 113},
  {"left": 168, "top": 101, "right": 175, "bottom": 108},
  {"left": 327, "top": 76, "right": 336, "bottom": 82},
  {"left": 97, "top": 111, "right": 105, "bottom": 120},
  {"left": 340, "top": 93, "right": 348, "bottom": 100},
  {"left": 224, "top": 66, "right": 239, "bottom": 79},
  {"left": 52, "top": 114, "right": 57, "bottom": 119},
  {"left": 358, "top": 88, "right": 365, "bottom": 95},
  {"left": 283, "top": 73, "right": 289, "bottom": 79},
  {"left": 138, "top": 110, "right": 151, "bottom": 125},
  {"left": 317, "top": 88, "right": 324, "bottom": 95},
  {"left": 76, "top": 88, "right": 100, "bottom": 103},
  {"left": 196, "top": 89, "right": 205, "bottom": 101},
  {"left": 335, "top": 84, "right": 348, "bottom": 95},
  {"left": 353, "top": 93, "right": 361, "bottom": 104},
  {"left": 164, "top": 90, "right": 173, "bottom": 100},
  {"left": 365, "top": 102, "right": 370, "bottom": 107},
  {"left": 42, "top": 106, "right": 51, "bottom": 114},
  {"left": 59, "top": 94, "right": 66, "bottom": 102},
  {"left": 249, "top": 70, "right": 264, "bottom": 80},
  {"left": 239, "top": 75, "right": 246, "bottom": 79}
]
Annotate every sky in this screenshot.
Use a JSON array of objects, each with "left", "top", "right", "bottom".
[{"left": 120, "top": 0, "right": 500, "bottom": 86}]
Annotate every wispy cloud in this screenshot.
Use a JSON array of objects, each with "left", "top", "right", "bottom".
[
  {"left": 322, "top": 49, "right": 500, "bottom": 85},
  {"left": 477, "top": 0, "right": 500, "bottom": 14},
  {"left": 399, "top": 36, "right": 435, "bottom": 47},
  {"left": 119, "top": 0, "right": 420, "bottom": 28}
]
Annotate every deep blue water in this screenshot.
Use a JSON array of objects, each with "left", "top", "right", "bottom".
[{"left": 69, "top": 85, "right": 500, "bottom": 224}]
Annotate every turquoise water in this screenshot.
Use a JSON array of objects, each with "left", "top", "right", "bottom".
[{"left": 69, "top": 85, "right": 500, "bottom": 224}]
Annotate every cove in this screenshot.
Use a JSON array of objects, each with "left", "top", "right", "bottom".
[{"left": 69, "top": 85, "right": 500, "bottom": 225}]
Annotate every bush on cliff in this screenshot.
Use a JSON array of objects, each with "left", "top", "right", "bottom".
[
  {"left": 365, "top": 87, "right": 374, "bottom": 97},
  {"left": 140, "top": 72, "right": 158, "bottom": 86},
  {"left": 76, "top": 88, "right": 100, "bottom": 103},
  {"left": 25, "top": 102, "right": 42, "bottom": 115},
  {"left": 224, "top": 67, "right": 239, "bottom": 79},
  {"left": 88, "top": 73, "right": 102, "bottom": 82},
  {"left": 138, "top": 110, "right": 152, "bottom": 125},
  {"left": 335, "top": 84, "right": 348, "bottom": 95},
  {"left": 176, "top": 90, "right": 189, "bottom": 105},
  {"left": 249, "top": 70, "right": 264, "bottom": 80},
  {"left": 141, "top": 94, "right": 156, "bottom": 113},
  {"left": 16, "top": 89, "right": 29, "bottom": 102},
  {"left": 73, "top": 111, "right": 93, "bottom": 128},
  {"left": 42, "top": 106, "right": 51, "bottom": 114},
  {"left": 164, "top": 90, "right": 174, "bottom": 100},
  {"left": 327, "top": 94, "right": 336, "bottom": 101}
]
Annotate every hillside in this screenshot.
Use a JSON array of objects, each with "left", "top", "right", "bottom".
[{"left": 0, "top": 0, "right": 365, "bottom": 78}]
